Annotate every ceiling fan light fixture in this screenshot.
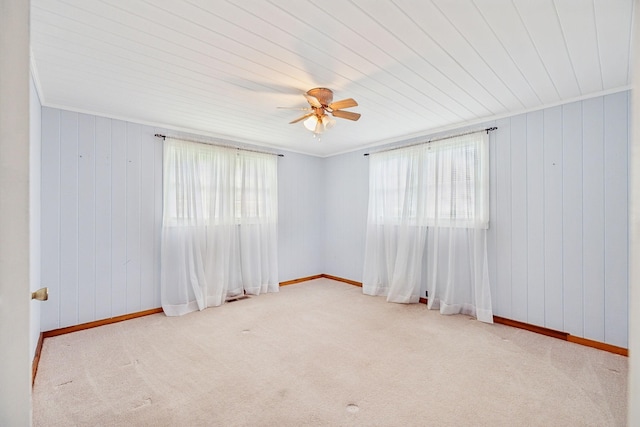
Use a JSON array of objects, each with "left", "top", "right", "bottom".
[
  {"left": 303, "top": 115, "right": 318, "bottom": 131},
  {"left": 321, "top": 115, "right": 335, "bottom": 129}
]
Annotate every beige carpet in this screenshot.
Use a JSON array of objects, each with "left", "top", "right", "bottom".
[{"left": 33, "top": 278, "right": 627, "bottom": 426}]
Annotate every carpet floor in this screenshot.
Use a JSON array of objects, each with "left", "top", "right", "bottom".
[{"left": 33, "top": 278, "right": 627, "bottom": 426}]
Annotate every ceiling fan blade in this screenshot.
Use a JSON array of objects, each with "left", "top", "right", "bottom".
[
  {"left": 304, "top": 93, "right": 323, "bottom": 108},
  {"left": 331, "top": 110, "right": 361, "bottom": 121},
  {"left": 329, "top": 98, "right": 358, "bottom": 110},
  {"left": 289, "top": 113, "right": 314, "bottom": 124},
  {"left": 278, "top": 106, "right": 312, "bottom": 111}
]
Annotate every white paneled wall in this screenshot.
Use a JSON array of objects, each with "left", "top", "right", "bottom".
[
  {"left": 323, "top": 151, "right": 369, "bottom": 279},
  {"left": 41, "top": 109, "right": 163, "bottom": 331},
  {"left": 323, "top": 92, "right": 629, "bottom": 348},
  {"left": 40, "top": 109, "right": 327, "bottom": 330},
  {"left": 489, "top": 91, "right": 629, "bottom": 347},
  {"left": 278, "top": 152, "right": 325, "bottom": 282}
]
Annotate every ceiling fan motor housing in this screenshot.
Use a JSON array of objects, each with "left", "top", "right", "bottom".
[{"left": 306, "top": 87, "right": 333, "bottom": 107}]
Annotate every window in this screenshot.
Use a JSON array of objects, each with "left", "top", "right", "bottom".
[
  {"left": 368, "top": 132, "right": 489, "bottom": 229},
  {"left": 163, "top": 140, "right": 277, "bottom": 227}
]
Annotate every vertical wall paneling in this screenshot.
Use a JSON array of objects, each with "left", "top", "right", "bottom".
[
  {"left": 323, "top": 151, "right": 369, "bottom": 281},
  {"left": 42, "top": 108, "right": 322, "bottom": 329},
  {"left": 77, "top": 114, "right": 96, "bottom": 324},
  {"left": 153, "top": 134, "right": 163, "bottom": 308},
  {"left": 486, "top": 122, "right": 499, "bottom": 311},
  {"left": 509, "top": 115, "right": 528, "bottom": 321},
  {"left": 41, "top": 111, "right": 163, "bottom": 329},
  {"left": 526, "top": 110, "right": 545, "bottom": 327},
  {"left": 603, "top": 91, "right": 629, "bottom": 348},
  {"left": 495, "top": 118, "right": 513, "bottom": 318},
  {"left": 543, "top": 107, "right": 564, "bottom": 330},
  {"left": 110, "top": 120, "right": 128, "bottom": 317},
  {"left": 277, "top": 152, "right": 325, "bottom": 282},
  {"left": 277, "top": 156, "right": 292, "bottom": 280},
  {"left": 561, "top": 101, "right": 584, "bottom": 337},
  {"left": 323, "top": 93, "right": 629, "bottom": 346},
  {"left": 125, "top": 123, "right": 142, "bottom": 313},
  {"left": 41, "top": 108, "right": 61, "bottom": 331},
  {"left": 582, "top": 97, "right": 606, "bottom": 342},
  {"left": 59, "top": 111, "right": 79, "bottom": 327},
  {"left": 94, "top": 117, "right": 113, "bottom": 320},
  {"left": 139, "top": 131, "right": 156, "bottom": 310}
]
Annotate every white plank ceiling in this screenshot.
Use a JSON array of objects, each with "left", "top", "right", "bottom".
[{"left": 31, "top": 0, "right": 634, "bottom": 157}]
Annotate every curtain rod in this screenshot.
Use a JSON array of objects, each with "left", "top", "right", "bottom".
[
  {"left": 363, "top": 126, "right": 498, "bottom": 157},
  {"left": 154, "top": 134, "right": 284, "bottom": 157}
]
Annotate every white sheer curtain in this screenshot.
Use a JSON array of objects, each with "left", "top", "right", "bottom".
[
  {"left": 363, "top": 132, "right": 493, "bottom": 323},
  {"left": 161, "top": 139, "right": 278, "bottom": 316}
]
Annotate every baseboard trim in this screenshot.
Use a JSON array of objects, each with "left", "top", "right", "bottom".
[
  {"left": 279, "top": 275, "right": 324, "bottom": 286},
  {"left": 416, "top": 298, "right": 626, "bottom": 356},
  {"left": 42, "top": 307, "right": 164, "bottom": 339},
  {"left": 33, "top": 308, "right": 163, "bottom": 387},
  {"left": 280, "top": 274, "right": 363, "bottom": 287},
  {"left": 566, "top": 335, "right": 628, "bottom": 356},
  {"left": 32, "top": 332, "right": 44, "bottom": 387},
  {"left": 493, "top": 316, "right": 569, "bottom": 341},
  {"left": 321, "top": 274, "right": 362, "bottom": 287},
  {"left": 492, "top": 316, "right": 627, "bottom": 356}
]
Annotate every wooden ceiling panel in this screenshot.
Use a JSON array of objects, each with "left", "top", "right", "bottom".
[
  {"left": 30, "top": 0, "right": 633, "bottom": 157},
  {"left": 553, "top": 0, "right": 603, "bottom": 95},
  {"left": 594, "top": 0, "right": 634, "bottom": 89},
  {"left": 473, "top": 0, "right": 562, "bottom": 105},
  {"left": 512, "top": 0, "right": 581, "bottom": 100},
  {"left": 354, "top": 1, "right": 488, "bottom": 120},
  {"left": 434, "top": 0, "right": 540, "bottom": 109}
]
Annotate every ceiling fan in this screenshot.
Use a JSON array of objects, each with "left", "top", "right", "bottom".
[{"left": 287, "top": 88, "right": 361, "bottom": 135}]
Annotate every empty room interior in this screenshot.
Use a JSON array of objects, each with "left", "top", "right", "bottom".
[{"left": 2, "top": 0, "right": 640, "bottom": 425}]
